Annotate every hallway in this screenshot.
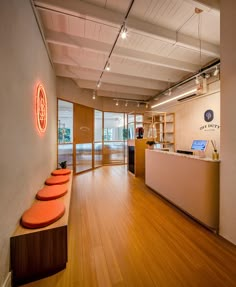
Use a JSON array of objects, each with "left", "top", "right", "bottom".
[{"left": 24, "top": 166, "right": 236, "bottom": 287}]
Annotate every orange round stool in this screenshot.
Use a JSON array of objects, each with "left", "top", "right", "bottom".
[
  {"left": 51, "top": 169, "right": 71, "bottom": 176},
  {"left": 36, "top": 184, "right": 68, "bottom": 200},
  {"left": 45, "top": 175, "right": 69, "bottom": 185},
  {"left": 21, "top": 200, "right": 65, "bottom": 229}
]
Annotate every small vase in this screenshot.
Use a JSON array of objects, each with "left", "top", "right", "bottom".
[{"left": 212, "top": 151, "right": 219, "bottom": 160}]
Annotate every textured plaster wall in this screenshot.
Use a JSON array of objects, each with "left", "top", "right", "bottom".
[{"left": 0, "top": 0, "right": 57, "bottom": 284}]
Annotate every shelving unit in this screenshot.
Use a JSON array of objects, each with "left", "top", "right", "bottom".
[
  {"left": 127, "top": 112, "right": 146, "bottom": 177},
  {"left": 144, "top": 112, "right": 175, "bottom": 151},
  {"left": 127, "top": 112, "right": 175, "bottom": 177}
]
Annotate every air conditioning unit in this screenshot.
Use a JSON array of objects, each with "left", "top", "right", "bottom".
[{"left": 196, "top": 78, "right": 208, "bottom": 95}]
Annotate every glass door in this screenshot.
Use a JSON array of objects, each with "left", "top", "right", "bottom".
[
  {"left": 57, "top": 100, "right": 73, "bottom": 170},
  {"left": 103, "top": 112, "right": 126, "bottom": 165},
  {"left": 94, "top": 110, "right": 103, "bottom": 168},
  {"left": 74, "top": 104, "right": 94, "bottom": 173}
]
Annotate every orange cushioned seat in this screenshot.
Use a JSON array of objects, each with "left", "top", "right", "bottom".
[
  {"left": 51, "top": 168, "right": 71, "bottom": 176},
  {"left": 36, "top": 184, "right": 68, "bottom": 200},
  {"left": 21, "top": 200, "right": 65, "bottom": 229},
  {"left": 45, "top": 175, "right": 69, "bottom": 186}
]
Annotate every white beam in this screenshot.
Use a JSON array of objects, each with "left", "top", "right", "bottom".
[
  {"left": 76, "top": 79, "right": 157, "bottom": 97},
  {"left": 54, "top": 64, "right": 168, "bottom": 91},
  {"left": 35, "top": 0, "right": 219, "bottom": 57},
  {"left": 50, "top": 50, "right": 186, "bottom": 83},
  {"left": 45, "top": 29, "right": 199, "bottom": 73}
]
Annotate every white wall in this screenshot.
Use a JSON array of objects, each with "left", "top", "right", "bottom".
[
  {"left": 156, "top": 81, "right": 220, "bottom": 158},
  {"left": 0, "top": 0, "right": 57, "bottom": 285},
  {"left": 220, "top": 0, "right": 236, "bottom": 244},
  {"left": 56, "top": 77, "right": 148, "bottom": 113}
]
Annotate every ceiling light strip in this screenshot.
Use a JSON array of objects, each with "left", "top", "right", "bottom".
[
  {"left": 151, "top": 89, "right": 197, "bottom": 109},
  {"left": 150, "top": 59, "right": 220, "bottom": 102}
]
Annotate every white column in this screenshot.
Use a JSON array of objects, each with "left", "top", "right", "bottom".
[{"left": 220, "top": 1, "right": 236, "bottom": 244}]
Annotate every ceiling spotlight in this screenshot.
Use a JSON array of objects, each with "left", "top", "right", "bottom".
[
  {"left": 97, "top": 81, "right": 101, "bottom": 88},
  {"left": 125, "top": 101, "right": 128, "bottom": 107},
  {"left": 92, "top": 90, "right": 96, "bottom": 100},
  {"left": 146, "top": 103, "right": 149, "bottom": 108},
  {"left": 168, "top": 89, "right": 172, "bottom": 96},
  {"left": 137, "top": 102, "right": 140, "bottom": 108},
  {"left": 195, "top": 76, "right": 200, "bottom": 85},
  {"left": 121, "top": 26, "right": 127, "bottom": 39},
  {"left": 105, "top": 62, "right": 110, "bottom": 71},
  {"left": 213, "top": 66, "right": 219, "bottom": 76},
  {"left": 116, "top": 100, "right": 119, "bottom": 106}
]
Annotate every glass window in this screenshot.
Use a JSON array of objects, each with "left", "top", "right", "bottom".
[
  {"left": 76, "top": 143, "right": 92, "bottom": 173},
  {"left": 104, "top": 112, "right": 125, "bottom": 141},
  {"left": 58, "top": 100, "right": 73, "bottom": 170},
  {"left": 58, "top": 144, "right": 73, "bottom": 169},
  {"left": 94, "top": 110, "right": 103, "bottom": 142},
  {"left": 94, "top": 142, "right": 102, "bottom": 168},
  {"left": 103, "top": 142, "right": 125, "bottom": 164},
  {"left": 58, "top": 100, "right": 73, "bottom": 143},
  {"left": 128, "top": 114, "right": 134, "bottom": 123},
  {"left": 103, "top": 112, "right": 126, "bottom": 164}
]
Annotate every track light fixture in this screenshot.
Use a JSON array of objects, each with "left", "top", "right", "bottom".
[
  {"left": 97, "top": 81, "right": 101, "bottom": 88},
  {"left": 94, "top": 0, "right": 135, "bottom": 93},
  {"left": 168, "top": 89, "right": 172, "bottom": 96},
  {"left": 213, "top": 66, "right": 219, "bottom": 76},
  {"left": 195, "top": 76, "right": 200, "bottom": 85},
  {"left": 121, "top": 25, "right": 128, "bottom": 39},
  {"left": 113, "top": 98, "right": 149, "bottom": 108},
  {"left": 92, "top": 90, "right": 96, "bottom": 100},
  {"left": 105, "top": 62, "right": 110, "bottom": 71}
]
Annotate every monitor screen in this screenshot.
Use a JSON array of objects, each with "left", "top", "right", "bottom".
[{"left": 191, "top": 140, "right": 208, "bottom": 151}]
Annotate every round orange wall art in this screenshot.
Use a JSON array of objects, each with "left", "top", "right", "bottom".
[{"left": 36, "top": 84, "right": 47, "bottom": 134}]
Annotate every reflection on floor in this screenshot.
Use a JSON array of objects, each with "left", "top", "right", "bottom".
[{"left": 23, "top": 165, "right": 236, "bottom": 287}]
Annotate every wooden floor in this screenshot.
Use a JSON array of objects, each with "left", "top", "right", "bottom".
[{"left": 24, "top": 165, "right": 236, "bottom": 287}]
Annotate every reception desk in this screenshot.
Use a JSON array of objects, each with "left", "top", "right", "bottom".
[{"left": 145, "top": 150, "right": 220, "bottom": 231}]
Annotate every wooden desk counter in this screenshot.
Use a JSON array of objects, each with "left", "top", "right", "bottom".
[{"left": 145, "top": 150, "right": 219, "bottom": 231}]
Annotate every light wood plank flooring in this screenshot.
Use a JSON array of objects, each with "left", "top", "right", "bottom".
[{"left": 24, "top": 165, "right": 236, "bottom": 287}]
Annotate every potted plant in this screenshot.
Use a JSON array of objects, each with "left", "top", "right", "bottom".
[
  {"left": 146, "top": 140, "right": 156, "bottom": 149},
  {"left": 59, "top": 161, "right": 67, "bottom": 169}
]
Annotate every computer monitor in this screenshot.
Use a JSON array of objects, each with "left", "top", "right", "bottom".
[{"left": 191, "top": 140, "right": 208, "bottom": 151}]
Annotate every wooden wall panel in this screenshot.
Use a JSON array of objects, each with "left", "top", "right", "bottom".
[{"left": 74, "top": 104, "right": 94, "bottom": 143}]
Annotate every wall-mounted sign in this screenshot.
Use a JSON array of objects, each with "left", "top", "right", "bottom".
[
  {"left": 36, "top": 84, "right": 47, "bottom": 134},
  {"left": 199, "top": 109, "right": 220, "bottom": 131},
  {"left": 204, "top": 109, "right": 214, "bottom": 122}
]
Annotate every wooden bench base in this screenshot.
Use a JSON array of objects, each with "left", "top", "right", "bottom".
[{"left": 10, "top": 172, "right": 72, "bottom": 286}]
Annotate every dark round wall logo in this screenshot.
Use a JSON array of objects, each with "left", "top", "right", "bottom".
[{"left": 204, "top": 109, "right": 214, "bottom": 122}]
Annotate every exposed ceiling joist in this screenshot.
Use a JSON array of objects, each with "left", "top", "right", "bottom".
[
  {"left": 74, "top": 80, "right": 156, "bottom": 98},
  {"left": 46, "top": 29, "right": 199, "bottom": 72},
  {"left": 52, "top": 53, "right": 186, "bottom": 84},
  {"left": 35, "top": 0, "right": 219, "bottom": 57},
  {"left": 55, "top": 64, "right": 167, "bottom": 91}
]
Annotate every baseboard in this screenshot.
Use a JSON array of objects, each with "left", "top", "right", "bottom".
[{"left": 2, "top": 272, "right": 11, "bottom": 287}]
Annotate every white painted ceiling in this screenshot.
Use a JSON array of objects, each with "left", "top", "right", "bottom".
[{"left": 33, "top": 0, "right": 220, "bottom": 103}]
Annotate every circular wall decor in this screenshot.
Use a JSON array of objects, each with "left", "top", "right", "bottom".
[
  {"left": 204, "top": 109, "right": 214, "bottom": 122},
  {"left": 36, "top": 84, "right": 47, "bottom": 133}
]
